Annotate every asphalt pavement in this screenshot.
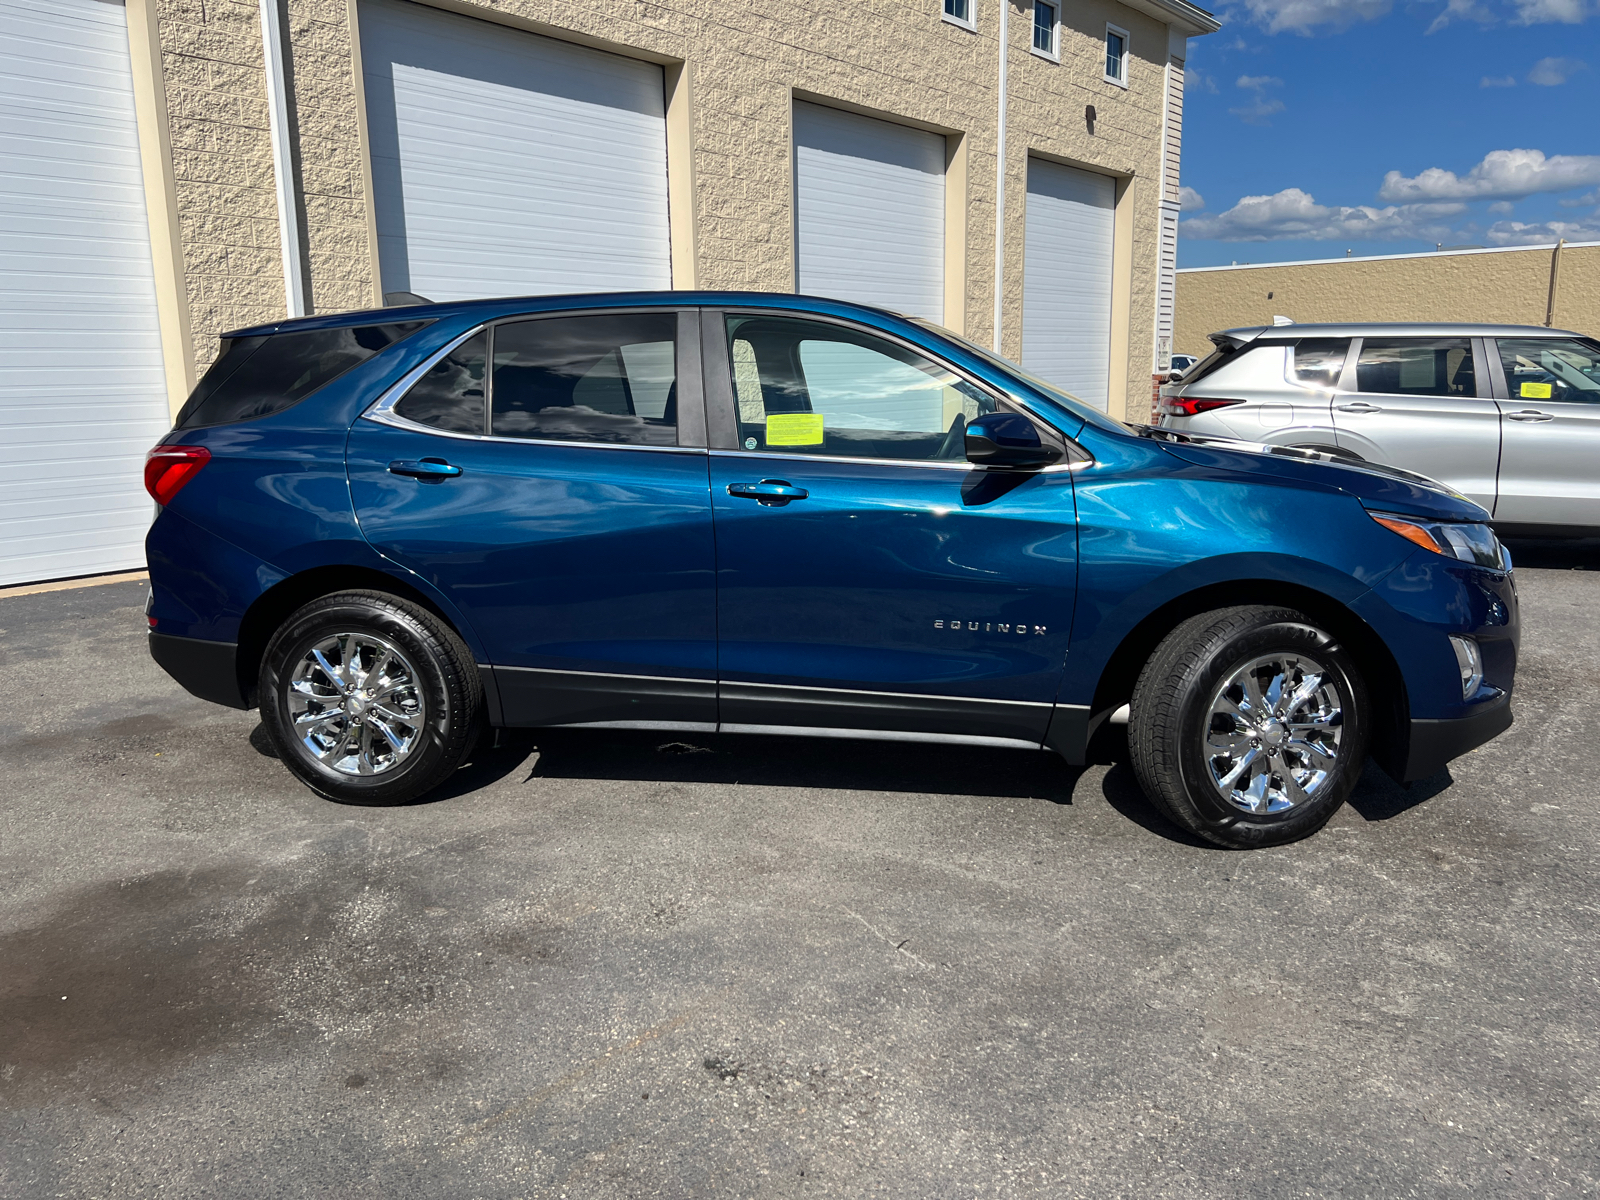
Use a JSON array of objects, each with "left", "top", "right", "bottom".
[{"left": 3, "top": 545, "right": 1599, "bottom": 1198}]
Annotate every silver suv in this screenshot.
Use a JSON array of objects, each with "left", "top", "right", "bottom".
[{"left": 1159, "top": 322, "right": 1600, "bottom": 535}]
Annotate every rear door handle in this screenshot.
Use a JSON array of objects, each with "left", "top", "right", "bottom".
[
  {"left": 388, "top": 458, "right": 463, "bottom": 479},
  {"left": 1506, "top": 409, "right": 1554, "bottom": 422},
  {"left": 727, "top": 479, "right": 808, "bottom": 506},
  {"left": 1336, "top": 401, "right": 1383, "bottom": 414}
]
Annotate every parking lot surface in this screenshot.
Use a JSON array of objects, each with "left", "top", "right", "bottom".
[{"left": 3, "top": 547, "right": 1599, "bottom": 1198}]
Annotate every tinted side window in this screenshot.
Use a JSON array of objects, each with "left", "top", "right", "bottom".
[
  {"left": 1356, "top": 338, "right": 1477, "bottom": 397},
  {"left": 1497, "top": 337, "right": 1600, "bottom": 405},
  {"left": 1291, "top": 338, "right": 1349, "bottom": 387},
  {"left": 394, "top": 333, "right": 487, "bottom": 433},
  {"left": 727, "top": 315, "right": 995, "bottom": 461},
  {"left": 177, "top": 322, "right": 428, "bottom": 428},
  {"left": 490, "top": 314, "right": 678, "bottom": 446}
]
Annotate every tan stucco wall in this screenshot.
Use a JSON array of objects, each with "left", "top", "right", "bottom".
[
  {"left": 1174, "top": 243, "right": 1600, "bottom": 358},
  {"left": 149, "top": 0, "right": 1186, "bottom": 420}
]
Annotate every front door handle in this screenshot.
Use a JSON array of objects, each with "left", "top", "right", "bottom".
[
  {"left": 388, "top": 457, "right": 463, "bottom": 479},
  {"left": 1336, "top": 401, "right": 1383, "bottom": 414},
  {"left": 727, "top": 479, "right": 809, "bottom": 506},
  {"left": 1506, "top": 409, "right": 1554, "bottom": 422}
]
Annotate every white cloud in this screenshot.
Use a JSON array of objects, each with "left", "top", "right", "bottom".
[
  {"left": 1483, "top": 218, "right": 1600, "bottom": 244},
  {"left": 1488, "top": 200, "right": 1516, "bottom": 214},
  {"left": 1379, "top": 149, "right": 1600, "bottom": 202},
  {"left": 1179, "top": 186, "right": 1207, "bottom": 211},
  {"left": 1480, "top": 74, "right": 1518, "bottom": 86},
  {"left": 1232, "top": 0, "right": 1392, "bottom": 33},
  {"left": 1180, "top": 188, "right": 1464, "bottom": 242},
  {"left": 1428, "top": 0, "right": 1497, "bottom": 31},
  {"left": 1558, "top": 189, "right": 1600, "bottom": 207},
  {"left": 1230, "top": 75, "right": 1286, "bottom": 124},
  {"left": 1528, "top": 56, "right": 1588, "bottom": 84},
  {"left": 1512, "top": 0, "right": 1595, "bottom": 23}
]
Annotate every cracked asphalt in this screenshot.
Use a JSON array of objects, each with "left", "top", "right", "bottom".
[{"left": 2, "top": 543, "right": 1598, "bottom": 1198}]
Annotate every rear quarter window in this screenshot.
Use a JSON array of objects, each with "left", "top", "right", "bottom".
[{"left": 176, "top": 321, "right": 430, "bottom": 429}]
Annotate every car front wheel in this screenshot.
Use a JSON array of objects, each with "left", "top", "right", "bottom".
[
  {"left": 1128, "top": 605, "right": 1368, "bottom": 848},
  {"left": 259, "top": 590, "right": 482, "bottom": 805}
]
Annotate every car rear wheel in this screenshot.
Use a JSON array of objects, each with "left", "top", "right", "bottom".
[
  {"left": 259, "top": 590, "right": 482, "bottom": 805},
  {"left": 1128, "top": 605, "right": 1368, "bottom": 848}
]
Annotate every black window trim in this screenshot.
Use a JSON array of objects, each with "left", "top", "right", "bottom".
[
  {"left": 362, "top": 307, "right": 707, "bottom": 452},
  {"left": 700, "top": 306, "right": 1091, "bottom": 472}
]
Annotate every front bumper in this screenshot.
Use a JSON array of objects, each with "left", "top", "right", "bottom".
[
  {"left": 1401, "top": 691, "right": 1513, "bottom": 782},
  {"left": 149, "top": 632, "right": 249, "bottom": 710}
]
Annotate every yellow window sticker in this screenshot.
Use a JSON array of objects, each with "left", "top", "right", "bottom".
[
  {"left": 1520, "top": 381, "right": 1553, "bottom": 399},
  {"left": 765, "top": 413, "right": 825, "bottom": 445}
]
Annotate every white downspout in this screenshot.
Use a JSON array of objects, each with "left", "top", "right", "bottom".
[
  {"left": 992, "top": 0, "right": 1009, "bottom": 353},
  {"left": 260, "top": 0, "right": 307, "bottom": 317}
]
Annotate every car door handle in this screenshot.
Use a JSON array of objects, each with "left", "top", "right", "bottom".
[
  {"left": 727, "top": 479, "right": 809, "bottom": 506},
  {"left": 388, "top": 458, "right": 463, "bottom": 479},
  {"left": 1336, "top": 401, "right": 1383, "bottom": 414},
  {"left": 1506, "top": 409, "right": 1554, "bottom": 422}
]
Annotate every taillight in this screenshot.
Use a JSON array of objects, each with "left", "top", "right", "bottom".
[
  {"left": 1161, "top": 397, "right": 1247, "bottom": 418},
  {"left": 144, "top": 445, "right": 211, "bottom": 505}
]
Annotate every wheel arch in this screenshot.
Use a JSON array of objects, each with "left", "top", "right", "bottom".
[
  {"left": 1087, "top": 579, "right": 1409, "bottom": 777},
  {"left": 235, "top": 565, "right": 479, "bottom": 708}
]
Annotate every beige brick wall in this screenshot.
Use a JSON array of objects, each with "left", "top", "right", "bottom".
[
  {"left": 157, "top": 0, "right": 285, "bottom": 381},
  {"left": 1175, "top": 243, "right": 1600, "bottom": 358},
  {"left": 152, "top": 0, "right": 1187, "bottom": 419}
]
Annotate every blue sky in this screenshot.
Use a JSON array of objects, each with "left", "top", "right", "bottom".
[{"left": 1176, "top": 0, "right": 1600, "bottom": 266}]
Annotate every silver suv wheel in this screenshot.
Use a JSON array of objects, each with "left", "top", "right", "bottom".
[
  {"left": 1204, "top": 652, "right": 1344, "bottom": 815},
  {"left": 287, "top": 632, "right": 426, "bottom": 776}
]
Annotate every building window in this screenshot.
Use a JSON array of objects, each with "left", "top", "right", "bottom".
[
  {"left": 1104, "top": 25, "right": 1129, "bottom": 86},
  {"left": 1032, "top": 0, "right": 1058, "bottom": 57},
  {"left": 943, "top": 0, "right": 975, "bottom": 30}
]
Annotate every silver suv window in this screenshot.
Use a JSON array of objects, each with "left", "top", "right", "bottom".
[
  {"left": 1498, "top": 337, "right": 1600, "bottom": 405},
  {"left": 1291, "top": 338, "right": 1349, "bottom": 387},
  {"left": 1356, "top": 338, "right": 1477, "bottom": 398}
]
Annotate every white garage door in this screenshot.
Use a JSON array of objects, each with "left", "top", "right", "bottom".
[
  {"left": 1022, "top": 159, "right": 1116, "bottom": 412},
  {"left": 793, "top": 102, "right": 944, "bottom": 321},
  {"left": 0, "top": 0, "right": 170, "bottom": 586},
  {"left": 359, "top": 0, "right": 671, "bottom": 302}
]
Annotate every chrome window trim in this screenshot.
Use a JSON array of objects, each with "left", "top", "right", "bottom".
[
  {"left": 710, "top": 448, "right": 1086, "bottom": 473},
  {"left": 360, "top": 319, "right": 705, "bottom": 456}
]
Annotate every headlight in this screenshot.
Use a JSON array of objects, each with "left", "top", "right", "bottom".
[
  {"left": 1449, "top": 635, "right": 1484, "bottom": 699},
  {"left": 1369, "top": 511, "right": 1505, "bottom": 569}
]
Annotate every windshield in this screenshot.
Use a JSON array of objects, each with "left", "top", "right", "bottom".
[{"left": 911, "top": 319, "right": 1128, "bottom": 433}]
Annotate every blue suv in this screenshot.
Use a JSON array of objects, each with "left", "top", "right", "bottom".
[{"left": 145, "top": 292, "right": 1517, "bottom": 848}]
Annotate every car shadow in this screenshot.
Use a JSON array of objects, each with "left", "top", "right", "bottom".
[
  {"left": 1500, "top": 536, "right": 1600, "bottom": 570},
  {"left": 1345, "top": 761, "right": 1454, "bottom": 821},
  {"left": 514, "top": 728, "right": 1084, "bottom": 804}
]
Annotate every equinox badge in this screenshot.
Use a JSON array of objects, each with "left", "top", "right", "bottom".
[{"left": 935, "top": 620, "right": 1047, "bottom": 635}]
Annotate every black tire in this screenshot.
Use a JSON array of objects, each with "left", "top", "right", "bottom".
[
  {"left": 259, "top": 590, "right": 482, "bottom": 805},
  {"left": 1128, "top": 605, "right": 1368, "bottom": 849}
]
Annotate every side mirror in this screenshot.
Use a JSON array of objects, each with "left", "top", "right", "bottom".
[{"left": 965, "top": 412, "right": 1061, "bottom": 469}]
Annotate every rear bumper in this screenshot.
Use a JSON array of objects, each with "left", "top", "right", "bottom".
[
  {"left": 1402, "top": 692, "right": 1513, "bottom": 782},
  {"left": 149, "top": 632, "right": 249, "bottom": 710}
]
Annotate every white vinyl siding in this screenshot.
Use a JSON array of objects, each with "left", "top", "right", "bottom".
[
  {"left": 792, "top": 101, "right": 945, "bottom": 321},
  {"left": 1021, "top": 158, "right": 1116, "bottom": 412},
  {"left": 1154, "top": 56, "right": 1184, "bottom": 375},
  {"left": 0, "top": 0, "right": 170, "bottom": 586},
  {"left": 358, "top": 0, "right": 671, "bottom": 302}
]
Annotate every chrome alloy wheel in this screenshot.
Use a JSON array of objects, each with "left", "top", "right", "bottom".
[
  {"left": 1204, "top": 652, "right": 1344, "bottom": 815},
  {"left": 286, "top": 633, "right": 426, "bottom": 776}
]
